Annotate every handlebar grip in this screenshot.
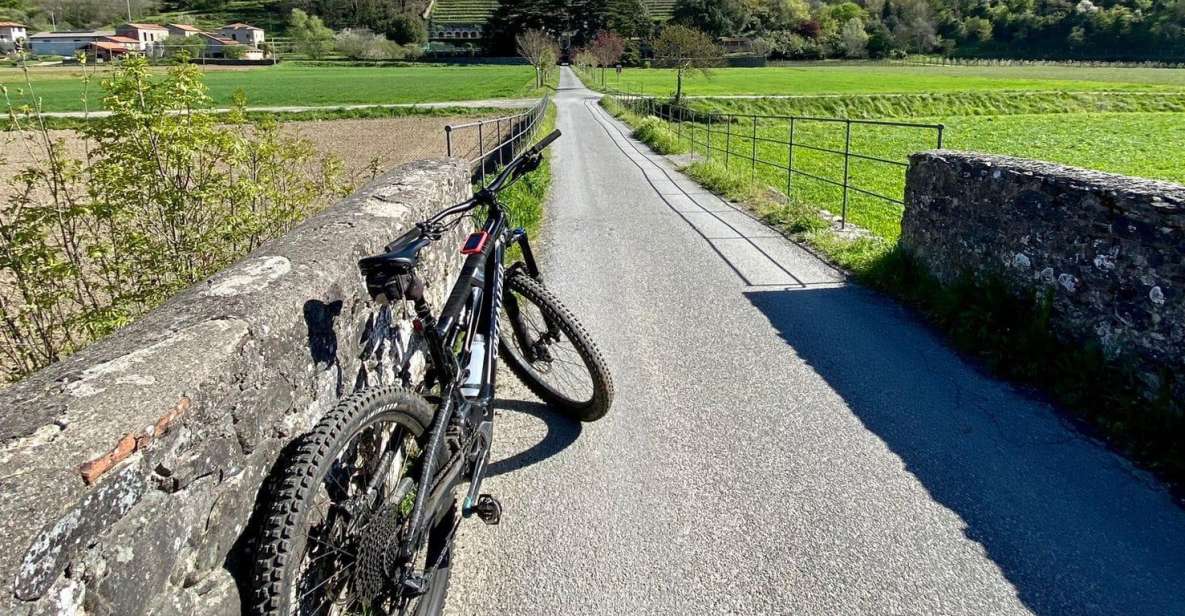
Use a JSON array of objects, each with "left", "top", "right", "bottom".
[{"left": 530, "top": 130, "right": 562, "bottom": 155}]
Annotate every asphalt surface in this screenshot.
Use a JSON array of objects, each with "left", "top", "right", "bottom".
[{"left": 444, "top": 67, "right": 1185, "bottom": 615}]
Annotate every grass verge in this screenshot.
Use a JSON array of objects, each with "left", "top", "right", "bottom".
[
  {"left": 488, "top": 103, "right": 557, "bottom": 242},
  {"left": 600, "top": 95, "right": 686, "bottom": 156}
]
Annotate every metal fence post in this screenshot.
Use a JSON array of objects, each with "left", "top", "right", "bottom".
[
  {"left": 937, "top": 124, "right": 945, "bottom": 149},
  {"left": 701, "top": 113, "right": 710, "bottom": 161},
  {"left": 478, "top": 121, "right": 485, "bottom": 184},
  {"left": 496, "top": 118, "right": 503, "bottom": 167},
  {"left": 677, "top": 104, "right": 682, "bottom": 143},
  {"left": 841, "top": 119, "right": 852, "bottom": 229},
  {"left": 445, "top": 125, "right": 453, "bottom": 157},
  {"left": 787, "top": 117, "right": 795, "bottom": 197},
  {"left": 724, "top": 115, "right": 732, "bottom": 169},
  {"left": 750, "top": 115, "right": 758, "bottom": 180}
]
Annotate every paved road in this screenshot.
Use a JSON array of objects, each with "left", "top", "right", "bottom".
[
  {"left": 445, "top": 67, "right": 1185, "bottom": 615},
  {"left": 36, "top": 98, "right": 536, "bottom": 118}
]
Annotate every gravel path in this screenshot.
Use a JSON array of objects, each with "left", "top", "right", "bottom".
[{"left": 444, "top": 67, "right": 1185, "bottom": 616}]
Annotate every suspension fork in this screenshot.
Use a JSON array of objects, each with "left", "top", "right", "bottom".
[{"left": 507, "top": 227, "right": 542, "bottom": 281}]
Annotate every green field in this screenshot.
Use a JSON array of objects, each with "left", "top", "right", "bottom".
[
  {"left": 0, "top": 64, "right": 541, "bottom": 112},
  {"left": 671, "top": 110, "right": 1185, "bottom": 238},
  {"left": 600, "top": 64, "right": 1185, "bottom": 239},
  {"left": 607, "top": 64, "right": 1185, "bottom": 97}
]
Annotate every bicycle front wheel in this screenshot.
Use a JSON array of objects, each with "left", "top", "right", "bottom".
[{"left": 499, "top": 270, "right": 614, "bottom": 421}]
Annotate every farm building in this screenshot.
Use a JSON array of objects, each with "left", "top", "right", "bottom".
[
  {"left": 217, "top": 23, "right": 265, "bottom": 47},
  {"left": 28, "top": 31, "right": 110, "bottom": 56},
  {"left": 86, "top": 41, "right": 132, "bottom": 61},
  {"left": 115, "top": 23, "right": 169, "bottom": 52},
  {"left": 0, "top": 21, "right": 27, "bottom": 44},
  {"left": 197, "top": 32, "right": 263, "bottom": 59},
  {"left": 166, "top": 23, "right": 203, "bottom": 38}
]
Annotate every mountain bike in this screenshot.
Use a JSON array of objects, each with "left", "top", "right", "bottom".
[{"left": 250, "top": 130, "right": 613, "bottom": 616}]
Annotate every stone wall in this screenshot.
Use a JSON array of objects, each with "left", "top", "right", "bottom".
[
  {"left": 0, "top": 159, "right": 472, "bottom": 615},
  {"left": 901, "top": 150, "right": 1184, "bottom": 399}
]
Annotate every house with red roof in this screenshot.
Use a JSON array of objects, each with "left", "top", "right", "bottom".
[
  {"left": 0, "top": 21, "right": 27, "bottom": 45},
  {"left": 197, "top": 32, "right": 263, "bottom": 60},
  {"left": 165, "top": 23, "right": 203, "bottom": 37},
  {"left": 216, "top": 23, "right": 265, "bottom": 47},
  {"left": 115, "top": 23, "right": 169, "bottom": 53}
]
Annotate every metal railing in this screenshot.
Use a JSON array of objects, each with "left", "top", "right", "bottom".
[
  {"left": 609, "top": 88, "right": 944, "bottom": 229},
  {"left": 445, "top": 95, "right": 550, "bottom": 185}
]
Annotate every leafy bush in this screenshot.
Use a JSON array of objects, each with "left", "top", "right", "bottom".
[
  {"left": 0, "top": 56, "right": 348, "bottom": 381},
  {"left": 335, "top": 28, "right": 408, "bottom": 60},
  {"left": 384, "top": 14, "right": 427, "bottom": 45},
  {"left": 632, "top": 116, "right": 686, "bottom": 155}
]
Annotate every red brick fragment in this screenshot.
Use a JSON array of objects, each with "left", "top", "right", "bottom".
[
  {"left": 77, "top": 397, "right": 190, "bottom": 485},
  {"left": 79, "top": 434, "right": 138, "bottom": 485}
]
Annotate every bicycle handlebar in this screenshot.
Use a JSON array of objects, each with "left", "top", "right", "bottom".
[
  {"left": 426, "top": 130, "right": 561, "bottom": 227},
  {"left": 482, "top": 129, "right": 562, "bottom": 194}
]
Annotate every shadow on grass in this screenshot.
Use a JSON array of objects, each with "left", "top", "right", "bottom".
[{"left": 744, "top": 283, "right": 1185, "bottom": 615}]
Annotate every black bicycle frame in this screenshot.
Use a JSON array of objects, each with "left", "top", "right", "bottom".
[{"left": 396, "top": 197, "right": 541, "bottom": 562}]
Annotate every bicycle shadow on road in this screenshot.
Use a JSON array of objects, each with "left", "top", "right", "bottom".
[
  {"left": 744, "top": 285, "right": 1185, "bottom": 616},
  {"left": 485, "top": 398, "right": 582, "bottom": 478}
]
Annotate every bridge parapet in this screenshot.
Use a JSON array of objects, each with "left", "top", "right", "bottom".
[
  {"left": 903, "top": 151, "right": 1184, "bottom": 401},
  {"left": 0, "top": 158, "right": 470, "bottom": 615}
]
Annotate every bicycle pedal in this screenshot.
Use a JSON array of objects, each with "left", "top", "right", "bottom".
[{"left": 474, "top": 494, "right": 502, "bottom": 525}]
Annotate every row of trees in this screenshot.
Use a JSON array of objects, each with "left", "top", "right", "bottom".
[
  {"left": 1, "top": 0, "right": 158, "bottom": 31},
  {"left": 667, "top": 0, "right": 1185, "bottom": 60},
  {"left": 489, "top": 0, "right": 1185, "bottom": 61}
]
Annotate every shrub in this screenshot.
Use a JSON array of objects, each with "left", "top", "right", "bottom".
[
  {"left": 335, "top": 29, "right": 409, "bottom": 60},
  {"left": 385, "top": 14, "right": 427, "bottom": 45},
  {"left": 0, "top": 56, "right": 348, "bottom": 381},
  {"left": 632, "top": 116, "right": 686, "bottom": 155}
]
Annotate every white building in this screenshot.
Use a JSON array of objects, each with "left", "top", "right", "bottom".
[
  {"left": 115, "top": 23, "right": 169, "bottom": 52},
  {"left": 0, "top": 21, "right": 27, "bottom": 45},
  {"left": 216, "top": 23, "right": 264, "bottom": 47},
  {"left": 28, "top": 31, "right": 110, "bottom": 57},
  {"left": 165, "top": 23, "right": 202, "bottom": 38}
]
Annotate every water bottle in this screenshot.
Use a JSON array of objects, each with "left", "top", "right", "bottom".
[{"left": 461, "top": 334, "right": 486, "bottom": 398}]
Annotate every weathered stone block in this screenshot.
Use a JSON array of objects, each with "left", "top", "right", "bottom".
[
  {"left": 0, "top": 158, "right": 472, "bottom": 614},
  {"left": 902, "top": 150, "right": 1184, "bottom": 402}
]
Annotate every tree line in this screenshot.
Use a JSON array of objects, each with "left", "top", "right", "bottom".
[{"left": 487, "top": 0, "right": 1185, "bottom": 61}]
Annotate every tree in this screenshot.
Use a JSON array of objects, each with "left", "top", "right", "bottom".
[
  {"left": 751, "top": 0, "right": 810, "bottom": 32},
  {"left": 385, "top": 13, "right": 427, "bottom": 45},
  {"left": 841, "top": 17, "right": 870, "bottom": 57},
  {"left": 650, "top": 24, "right": 724, "bottom": 102},
  {"left": 289, "top": 8, "right": 335, "bottom": 59},
  {"left": 671, "top": 0, "right": 751, "bottom": 37},
  {"left": 589, "top": 30, "right": 626, "bottom": 84},
  {"left": 161, "top": 33, "right": 193, "bottom": 58},
  {"left": 963, "top": 16, "right": 993, "bottom": 42},
  {"left": 486, "top": 0, "right": 650, "bottom": 54},
  {"left": 516, "top": 29, "right": 559, "bottom": 89},
  {"left": 0, "top": 55, "right": 345, "bottom": 379}
]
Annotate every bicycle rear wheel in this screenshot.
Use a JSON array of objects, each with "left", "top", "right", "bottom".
[
  {"left": 499, "top": 270, "right": 614, "bottom": 421},
  {"left": 251, "top": 387, "right": 456, "bottom": 616}
]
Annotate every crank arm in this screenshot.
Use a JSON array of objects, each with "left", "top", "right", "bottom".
[{"left": 462, "top": 420, "right": 494, "bottom": 515}]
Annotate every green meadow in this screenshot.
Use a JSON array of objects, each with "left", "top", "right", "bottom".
[{"left": 0, "top": 63, "right": 541, "bottom": 112}]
